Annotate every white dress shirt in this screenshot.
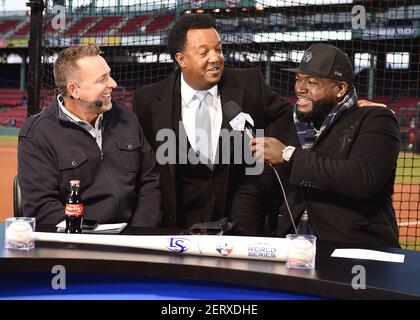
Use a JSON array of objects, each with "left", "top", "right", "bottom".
[{"left": 181, "top": 73, "right": 222, "bottom": 163}]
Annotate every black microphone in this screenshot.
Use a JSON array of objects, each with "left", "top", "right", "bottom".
[
  {"left": 79, "top": 98, "right": 103, "bottom": 108},
  {"left": 224, "top": 100, "right": 255, "bottom": 139},
  {"left": 69, "top": 95, "right": 103, "bottom": 107},
  {"left": 92, "top": 100, "right": 103, "bottom": 107}
]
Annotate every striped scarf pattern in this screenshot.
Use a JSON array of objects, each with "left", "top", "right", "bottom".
[{"left": 293, "top": 86, "right": 358, "bottom": 149}]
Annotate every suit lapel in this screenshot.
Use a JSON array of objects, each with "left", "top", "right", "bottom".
[
  {"left": 150, "top": 71, "right": 181, "bottom": 187},
  {"left": 150, "top": 72, "right": 180, "bottom": 134},
  {"left": 219, "top": 73, "right": 244, "bottom": 131},
  {"left": 310, "top": 124, "right": 331, "bottom": 149},
  {"left": 310, "top": 105, "right": 356, "bottom": 149},
  {"left": 172, "top": 75, "right": 182, "bottom": 139},
  {"left": 213, "top": 72, "right": 245, "bottom": 170}
]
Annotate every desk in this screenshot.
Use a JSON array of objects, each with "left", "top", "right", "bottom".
[{"left": 1, "top": 224, "right": 419, "bottom": 300}]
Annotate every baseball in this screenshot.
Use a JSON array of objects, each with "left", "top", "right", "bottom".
[
  {"left": 289, "top": 236, "right": 315, "bottom": 263},
  {"left": 6, "top": 220, "right": 34, "bottom": 247}
]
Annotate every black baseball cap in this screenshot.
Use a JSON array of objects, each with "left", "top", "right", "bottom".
[{"left": 285, "top": 43, "right": 353, "bottom": 84}]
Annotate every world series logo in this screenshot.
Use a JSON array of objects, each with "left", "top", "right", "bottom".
[{"left": 216, "top": 241, "right": 233, "bottom": 256}]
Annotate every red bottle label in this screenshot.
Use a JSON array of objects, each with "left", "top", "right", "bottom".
[{"left": 65, "top": 204, "right": 84, "bottom": 217}]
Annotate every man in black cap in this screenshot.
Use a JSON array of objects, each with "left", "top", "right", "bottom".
[{"left": 231, "top": 43, "right": 401, "bottom": 247}]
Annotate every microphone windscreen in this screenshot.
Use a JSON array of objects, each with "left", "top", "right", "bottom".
[
  {"left": 94, "top": 100, "right": 103, "bottom": 107},
  {"left": 224, "top": 100, "right": 243, "bottom": 122}
]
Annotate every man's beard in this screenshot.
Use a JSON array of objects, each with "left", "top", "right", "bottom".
[
  {"left": 296, "top": 96, "right": 337, "bottom": 124},
  {"left": 98, "top": 102, "right": 112, "bottom": 113}
]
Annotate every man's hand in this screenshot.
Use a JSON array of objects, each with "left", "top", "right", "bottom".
[
  {"left": 357, "top": 99, "right": 386, "bottom": 108},
  {"left": 251, "top": 137, "right": 286, "bottom": 165}
]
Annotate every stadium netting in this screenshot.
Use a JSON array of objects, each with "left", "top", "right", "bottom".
[{"left": 37, "top": 0, "right": 419, "bottom": 249}]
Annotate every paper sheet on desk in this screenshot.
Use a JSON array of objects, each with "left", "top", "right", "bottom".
[
  {"left": 331, "top": 249, "right": 405, "bottom": 263},
  {"left": 56, "top": 221, "right": 127, "bottom": 234}
]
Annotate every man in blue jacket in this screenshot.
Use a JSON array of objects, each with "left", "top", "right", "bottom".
[{"left": 18, "top": 44, "right": 162, "bottom": 227}]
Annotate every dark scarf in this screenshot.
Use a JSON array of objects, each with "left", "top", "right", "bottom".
[{"left": 293, "top": 86, "right": 358, "bottom": 149}]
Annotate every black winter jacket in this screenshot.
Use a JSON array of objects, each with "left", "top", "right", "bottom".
[
  {"left": 232, "top": 105, "right": 400, "bottom": 247},
  {"left": 18, "top": 97, "right": 162, "bottom": 226}
]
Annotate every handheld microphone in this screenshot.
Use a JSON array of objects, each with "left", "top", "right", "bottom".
[
  {"left": 224, "top": 101, "right": 298, "bottom": 234},
  {"left": 224, "top": 100, "right": 255, "bottom": 139},
  {"left": 244, "top": 121, "right": 256, "bottom": 139}
]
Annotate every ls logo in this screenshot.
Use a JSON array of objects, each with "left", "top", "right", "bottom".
[{"left": 166, "top": 237, "right": 191, "bottom": 253}]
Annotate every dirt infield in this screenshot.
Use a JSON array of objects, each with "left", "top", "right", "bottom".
[
  {"left": 1, "top": 140, "right": 419, "bottom": 247},
  {"left": 394, "top": 183, "right": 420, "bottom": 243},
  {"left": 0, "top": 142, "right": 17, "bottom": 221}
]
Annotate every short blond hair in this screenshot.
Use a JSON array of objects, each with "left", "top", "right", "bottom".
[{"left": 53, "top": 43, "right": 101, "bottom": 92}]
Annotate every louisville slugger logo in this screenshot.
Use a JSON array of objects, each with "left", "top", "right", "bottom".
[{"left": 166, "top": 237, "right": 191, "bottom": 253}]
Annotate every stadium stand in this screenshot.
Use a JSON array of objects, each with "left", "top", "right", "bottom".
[
  {"left": 392, "top": 97, "right": 419, "bottom": 109},
  {"left": 43, "top": 18, "right": 73, "bottom": 33},
  {"left": 145, "top": 13, "right": 175, "bottom": 33},
  {"left": 0, "top": 19, "right": 20, "bottom": 34},
  {"left": 85, "top": 15, "right": 122, "bottom": 36},
  {"left": 0, "top": 106, "right": 27, "bottom": 127},
  {"left": 0, "top": 89, "right": 26, "bottom": 108},
  {"left": 64, "top": 16, "right": 96, "bottom": 35},
  {"left": 118, "top": 15, "right": 150, "bottom": 34},
  {"left": 13, "top": 20, "right": 30, "bottom": 37}
]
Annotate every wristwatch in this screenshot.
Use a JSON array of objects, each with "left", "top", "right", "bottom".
[{"left": 282, "top": 146, "right": 296, "bottom": 162}]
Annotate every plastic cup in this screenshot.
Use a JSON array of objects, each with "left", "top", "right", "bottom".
[
  {"left": 4, "top": 217, "right": 35, "bottom": 251},
  {"left": 286, "top": 234, "right": 316, "bottom": 270}
]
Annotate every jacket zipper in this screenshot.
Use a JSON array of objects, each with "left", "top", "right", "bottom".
[
  {"left": 65, "top": 119, "right": 122, "bottom": 220},
  {"left": 99, "top": 126, "right": 122, "bottom": 221}
]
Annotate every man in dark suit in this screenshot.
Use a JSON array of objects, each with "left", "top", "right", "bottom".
[
  {"left": 132, "top": 14, "right": 289, "bottom": 228},
  {"left": 231, "top": 44, "right": 400, "bottom": 247}
]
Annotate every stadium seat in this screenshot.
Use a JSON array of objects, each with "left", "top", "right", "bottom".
[
  {"left": 391, "top": 97, "right": 419, "bottom": 109},
  {"left": 43, "top": 18, "right": 72, "bottom": 33},
  {"left": 145, "top": 14, "right": 175, "bottom": 33},
  {"left": 0, "top": 19, "right": 20, "bottom": 34},
  {"left": 85, "top": 16, "right": 122, "bottom": 36},
  {"left": 13, "top": 21, "right": 30, "bottom": 37},
  {"left": 119, "top": 15, "right": 149, "bottom": 34},
  {"left": 13, "top": 175, "right": 22, "bottom": 218},
  {"left": 65, "top": 16, "right": 96, "bottom": 36}
]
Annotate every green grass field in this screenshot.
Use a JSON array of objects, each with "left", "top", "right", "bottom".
[
  {"left": 396, "top": 153, "right": 420, "bottom": 184},
  {"left": 0, "top": 135, "right": 18, "bottom": 144},
  {"left": 400, "top": 241, "right": 420, "bottom": 251}
]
